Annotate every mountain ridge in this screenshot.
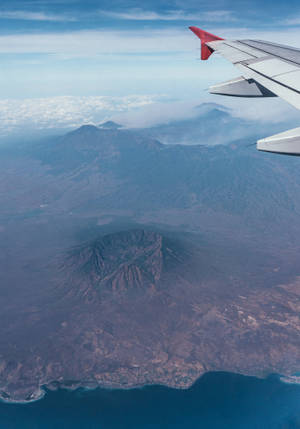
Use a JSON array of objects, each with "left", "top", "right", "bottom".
[{"left": 0, "top": 115, "right": 300, "bottom": 401}]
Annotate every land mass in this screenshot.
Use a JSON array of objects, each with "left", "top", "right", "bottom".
[
  {"left": 0, "top": 228, "right": 300, "bottom": 402},
  {"left": 0, "top": 120, "right": 300, "bottom": 401}
]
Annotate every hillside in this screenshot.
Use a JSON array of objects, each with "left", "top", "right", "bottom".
[
  {"left": 63, "top": 229, "right": 189, "bottom": 297},
  {"left": 0, "top": 122, "right": 300, "bottom": 401}
]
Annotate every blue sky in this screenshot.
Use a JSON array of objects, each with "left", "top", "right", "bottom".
[{"left": 1, "top": 0, "right": 300, "bottom": 134}]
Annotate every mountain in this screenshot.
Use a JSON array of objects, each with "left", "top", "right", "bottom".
[
  {"left": 9, "top": 123, "right": 300, "bottom": 239},
  {"left": 137, "top": 103, "right": 297, "bottom": 146},
  {"left": 1, "top": 228, "right": 300, "bottom": 402},
  {"left": 99, "top": 121, "right": 123, "bottom": 130},
  {"left": 0, "top": 121, "right": 300, "bottom": 401},
  {"left": 64, "top": 229, "right": 189, "bottom": 297}
]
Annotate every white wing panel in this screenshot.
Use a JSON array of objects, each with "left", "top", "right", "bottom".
[
  {"left": 249, "top": 58, "right": 299, "bottom": 77},
  {"left": 236, "top": 64, "right": 300, "bottom": 109},
  {"left": 192, "top": 29, "right": 300, "bottom": 155},
  {"left": 208, "top": 40, "right": 264, "bottom": 59},
  {"left": 214, "top": 44, "right": 254, "bottom": 63},
  {"left": 257, "top": 127, "right": 300, "bottom": 155},
  {"left": 224, "top": 41, "right": 267, "bottom": 58},
  {"left": 275, "top": 70, "right": 300, "bottom": 92},
  {"left": 205, "top": 36, "right": 300, "bottom": 111}
]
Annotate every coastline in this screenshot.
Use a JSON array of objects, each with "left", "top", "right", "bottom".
[
  {"left": 0, "top": 387, "right": 46, "bottom": 405},
  {"left": 1, "top": 371, "right": 299, "bottom": 429},
  {"left": 280, "top": 375, "right": 300, "bottom": 385},
  {"left": 0, "top": 371, "right": 290, "bottom": 405}
]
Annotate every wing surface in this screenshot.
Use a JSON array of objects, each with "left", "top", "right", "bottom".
[{"left": 190, "top": 26, "right": 300, "bottom": 155}]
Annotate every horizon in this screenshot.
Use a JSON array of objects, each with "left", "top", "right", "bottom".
[{"left": 0, "top": 0, "right": 300, "bottom": 137}]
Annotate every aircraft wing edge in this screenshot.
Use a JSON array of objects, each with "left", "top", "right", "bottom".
[
  {"left": 189, "top": 26, "right": 300, "bottom": 155},
  {"left": 189, "top": 26, "right": 223, "bottom": 60},
  {"left": 257, "top": 127, "right": 300, "bottom": 155}
]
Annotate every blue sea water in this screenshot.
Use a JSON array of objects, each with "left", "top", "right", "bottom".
[{"left": 0, "top": 372, "right": 300, "bottom": 429}]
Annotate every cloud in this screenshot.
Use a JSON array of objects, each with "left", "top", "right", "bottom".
[
  {"left": 0, "top": 29, "right": 192, "bottom": 55},
  {"left": 220, "top": 97, "right": 300, "bottom": 125},
  {"left": 111, "top": 96, "right": 300, "bottom": 129},
  {"left": 0, "top": 95, "right": 161, "bottom": 136},
  {"left": 0, "top": 10, "right": 76, "bottom": 21},
  {"left": 201, "top": 11, "right": 236, "bottom": 22},
  {"left": 282, "top": 16, "right": 300, "bottom": 26},
  {"left": 111, "top": 99, "right": 202, "bottom": 128},
  {"left": 0, "top": 94, "right": 298, "bottom": 141},
  {"left": 0, "top": 26, "right": 300, "bottom": 58},
  {"left": 0, "top": 26, "right": 300, "bottom": 132},
  {"left": 99, "top": 9, "right": 235, "bottom": 22}
]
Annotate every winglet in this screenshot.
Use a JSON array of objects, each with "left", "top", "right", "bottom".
[{"left": 189, "top": 26, "right": 223, "bottom": 60}]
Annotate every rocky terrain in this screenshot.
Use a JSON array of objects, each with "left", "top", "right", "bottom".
[
  {"left": 0, "top": 228, "right": 300, "bottom": 402},
  {"left": 64, "top": 229, "right": 185, "bottom": 296},
  {"left": 0, "top": 122, "right": 300, "bottom": 401}
]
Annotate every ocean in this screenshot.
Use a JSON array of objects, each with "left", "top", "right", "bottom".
[{"left": 0, "top": 372, "right": 300, "bottom": 428}]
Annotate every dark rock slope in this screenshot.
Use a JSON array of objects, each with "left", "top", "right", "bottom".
[{"left": 63, "top": 229, "right": 188, "bottom": 297}]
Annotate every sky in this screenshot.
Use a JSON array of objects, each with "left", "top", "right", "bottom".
[{"left": 1, "top": 0, "right": 300, "bottom": 134}]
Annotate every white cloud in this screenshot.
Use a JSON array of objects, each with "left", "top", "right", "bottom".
[
  {"left": 202, "top": 11, "right": 236, "bottom": 22},
  {"left": 111, "top": 96, "right": 300, "bottom": 129},
  {"left": 0, "top": 29, "right": 193, "bottom": 56},
  {"left": 0, "top": 94, "right": 298, "bottom": 140},
  {"left": 0, "top": 26, "right": 299, "bottom": 58},
  {"left": 0, "top": 10, "right": 76, "bottom": 21},
  {"left": 0, "top": 95, "right": 161, "bottom": 136},
  {"left": 99, "top": 9, "right": 235, "bottom": 22},
  {"left": 216, "top": 97, "right": 300, "bottom": 124},
  {"left": 281, "top": 13, "right": 300, "bottom": 26},
  {"left": 0, "top": 26, "right": 299, "bottom": 135},
  {"left": 111, "top": 99, "right": 204, "bottom": 128}
]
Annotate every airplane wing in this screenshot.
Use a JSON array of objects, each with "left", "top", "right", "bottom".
[{"left": 189, "top": 26, "right": 300, "bottom": 155}]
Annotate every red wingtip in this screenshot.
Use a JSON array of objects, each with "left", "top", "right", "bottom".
[{"left": 189, "top": 26, "right": 223, "bottom": 60}]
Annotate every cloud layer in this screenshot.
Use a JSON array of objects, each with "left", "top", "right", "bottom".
[
  {"left": 99, "top": 9, "right": 235, "bottom": 22},
  {"left": 0, "top": 93, "right": 299, "bottom": 140},
  {"left": 0, "top": 26, "right": 300, "bottom": 57},
  {"left": 0, "top": 95, "right": 160, "bottom": 136},
  {"left": 0, "top": 10, "right": 76, "bottom": 21}
]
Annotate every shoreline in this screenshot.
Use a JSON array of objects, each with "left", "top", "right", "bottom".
[
  {"left": 0, "top": 371, "right": 291, "bottom": 405},
  {"left": 0, "top": 387, "right": 46, "bottom": 405},
  {"left": 280, "top": 375, "right": 300, "bottom": 385}
]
